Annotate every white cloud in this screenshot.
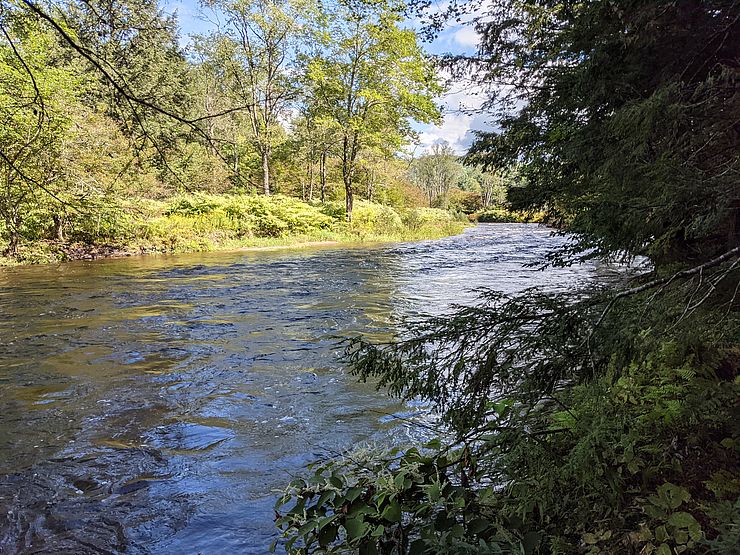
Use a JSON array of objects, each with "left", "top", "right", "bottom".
[
  {"left": 452, "top": 26, "right": 479, "bottom": 49},
  {"left": 441, "top": 85, "right": 487, "bottom": 113},
  {"left": 416, "top": 113, "right": 474, "bottom": 153},
  {"left": 412, "top": 80, "right": 496, "bottom": 155}
]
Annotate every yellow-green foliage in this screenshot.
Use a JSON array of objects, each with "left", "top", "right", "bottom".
[
  {"left": 402, "top": 207, "right": 453, "bottom": 229},
  {"left": 350, "top": 201, "right": 405, "bottom": 235},
  {"left": 144, "top": 195, "right": 466, "bottom": 251},
  {"left": 134, "top": 194, "right": 336, "bottom": 253},
  {"left": 1, "top": 193, "right": 467, "bottom": 263},
  {"left": 320, "top": 200, "right": 464, "bottom": 241},
  {"left": 475, "top": 208, "right": 545, "bottom": 223},
  {"left": 161, "top": 194, "right": 334, "bottom": 236}
]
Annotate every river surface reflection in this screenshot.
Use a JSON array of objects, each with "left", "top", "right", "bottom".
[{"left": 0, "top": 224, "right": 598, "bottom": 554}]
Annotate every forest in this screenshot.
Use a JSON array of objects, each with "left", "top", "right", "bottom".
[
  {"left": 0, "top": 0, "right": 531, "bottom": 265},
  {"left": 0, "top": 0, "right": 738, "bottom": 554}
]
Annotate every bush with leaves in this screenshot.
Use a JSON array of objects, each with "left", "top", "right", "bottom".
[{"left": 274, "top": 251, "right": 739, "bottom": 554}]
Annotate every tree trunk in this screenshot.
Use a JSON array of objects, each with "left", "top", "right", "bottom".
[
  {"left": 262, "top": 150, "right": 271, "bottom": 195},
  {"left": 345, "top": 182, "right": 354, "bottom": 222},
  {"left": 6, "top": 231, "right": 18, "bottom": 257},
  {"left": 308, "top": 161, "right": 314, "bottom": 202},
  {"left": 4, "top": 211, "right": 19, "bottom": 257},
  {"left": 342, "top": 135, "right": 354, "bottom": 221},
  {"left": 320, "top": 151, "right": 327, "bottom": 203},
  {"left": 53, "top": 214, "right": 65, "bottom": 241}
]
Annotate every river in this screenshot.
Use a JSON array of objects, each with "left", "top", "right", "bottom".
[{"left": 0, "top": 224, "right": 600, "bottom": 554}]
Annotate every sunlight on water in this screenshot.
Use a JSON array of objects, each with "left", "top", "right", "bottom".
[{"left": 0, "top": 224, "right": 599, "bottom": 554}]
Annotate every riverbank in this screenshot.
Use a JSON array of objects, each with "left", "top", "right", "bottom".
[{"left": 0, "top": 194, "right": 469, "bottom": 265}]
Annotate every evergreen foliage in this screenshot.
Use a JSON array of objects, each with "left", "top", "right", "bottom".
[
  {"left": 463, "top": 0, "right": 739, "bottom": 265},
  {"left": 274, "top": 2, "right": 740, "bottom": 554}
]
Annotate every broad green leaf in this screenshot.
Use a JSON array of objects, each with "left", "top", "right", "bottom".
[
  {"left": 381, "top": 500, "right": 402, "bottom": 522},
  {"left": 344, "top": 517, "right": 368, "bottom": 540},
  {"left": 666, "top": 511, "right": 699, "bottom": 529}
]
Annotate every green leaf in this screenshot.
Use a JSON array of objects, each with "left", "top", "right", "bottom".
[
  {"left": 425, "top": 482, "right": 441, "bottom": 502},
  {"left": 468, "top": 517, "right": 491, "bottom": 534},
  {"left": 317, "top": 490, "right": 334, "bottom": 508},
  {"left": 521, "top": 531, "right": 541, "bottom": 554},
  {"left": 657, "top": 483, "right": 691, "bottom": 510},
  {"left": 346, "top": 487, "right": 363, "bottom": 502},
  {"left": 688, "top": 523, "right": 702, "bottom": 542},
  {"left": 423, "top": 438, "right": 441, "bottom": 450},
  {"left": 381, "top": 500, "right": 402, "bottom": 522},
  {"left": 348, "top": 502, "right": 374, "bottom": 518},
  {"left": 318, "top": 524, "right": 338, "bottom": 547},
  {"left": 655, "top": 525, "right": 669, "bottom": 543},
  {"left": 656, "top": 543, "right": 672, "bottom": 555},
  {"left": 297, "top": 520, "right": 316, "bottom": 537},
  {"left": 666, "top": 511, "right": 699, "bottom": 529},
  {"left": 318, "top": 514, "right": 339, "bottom": 530},
  {"left": 345, "top": 517, "right": 368, "bottom": 540},
  {"left": 673, "top": 529, "right": 688, "bottom": 545}
]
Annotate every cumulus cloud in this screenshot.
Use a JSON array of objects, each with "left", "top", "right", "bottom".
[
  {"left": 416, "top": 113, "right": 474, "bottom": 153},
  {"left": 411, "top": 77, "right": 495, "bottom": 155},
  {"left": 452, "top": 26, "right": 479, "bottom": 49}
]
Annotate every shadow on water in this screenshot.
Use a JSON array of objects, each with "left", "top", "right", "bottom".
[{"left": 0, "top": 225, "right": 599, "bottom": 554}]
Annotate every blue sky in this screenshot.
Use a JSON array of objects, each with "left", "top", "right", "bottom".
[{"left": 161, "top": 0, "right": 492, "bottom": 154}]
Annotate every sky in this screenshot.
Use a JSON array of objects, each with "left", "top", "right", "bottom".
[{"left": 161, "top": 0, "right": 492, "bottom": 155}]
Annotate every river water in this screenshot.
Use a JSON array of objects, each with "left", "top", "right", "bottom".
[{"left": 0, "top": 224, "right": 599, "bottom": 554}]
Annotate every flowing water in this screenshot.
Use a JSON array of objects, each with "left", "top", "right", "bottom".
[{"left": 0, "top": 224, "right": 602, "bottom": 554}]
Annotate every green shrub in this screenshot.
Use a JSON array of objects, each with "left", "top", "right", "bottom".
[
  {"left": 4, "top": 192, "right": 468, "bottom": 262},
  {"left": 475, "top": 208, "right": 544, "bottom": 223},
  {"left": 350, "top": 201, "right": 404, "bottom": 236}
]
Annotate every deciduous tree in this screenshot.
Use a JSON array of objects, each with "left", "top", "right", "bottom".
[{"left": 304, "top": 0, "right": 441, "bottom": 220}]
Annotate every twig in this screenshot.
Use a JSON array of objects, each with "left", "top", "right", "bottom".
[{"left": 590, "top": 246, "right": 740, "bottom": 337}]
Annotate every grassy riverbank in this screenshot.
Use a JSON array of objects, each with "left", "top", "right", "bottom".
[{"left": 0, "top": 194, "right": 468, "bottom": 265}]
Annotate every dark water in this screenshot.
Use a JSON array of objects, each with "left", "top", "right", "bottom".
[{"left": 0, "top": 224, "right": 598, "bottom": 554}]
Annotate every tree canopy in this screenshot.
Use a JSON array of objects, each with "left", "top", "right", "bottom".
[
  {"left": 0, "top": 0, "right": 450, "bottom": 258},
  {"left": 464, "top": 0, "right": 739, "bottom": 266},
  {"left": 302, "top": 0, "right": 441, "bottom": 219}
]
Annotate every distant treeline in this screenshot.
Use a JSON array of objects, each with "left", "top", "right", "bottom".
[{"left": 0, "top": 0, "right": 518, "bottom": 260}]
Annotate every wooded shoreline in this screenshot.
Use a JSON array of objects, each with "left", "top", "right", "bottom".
[{"left": 0, "top": 193, "right": 472, "bottom": 266}]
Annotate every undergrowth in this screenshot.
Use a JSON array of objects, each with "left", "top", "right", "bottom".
[
  {"left": 273, "top": 262, "right": 739, "bottom": 554},
  {"left": 0, "top": 194, "right": 468, "bottom": 264}
]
